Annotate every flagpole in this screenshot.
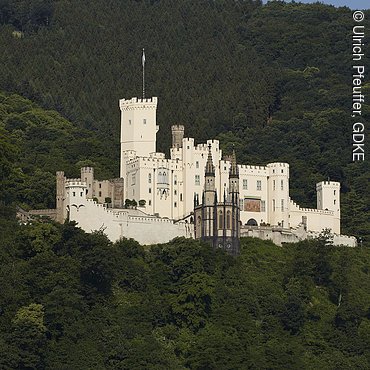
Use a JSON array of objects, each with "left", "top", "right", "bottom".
[{"left": 142, "top": 48, "right": 145, "bottom": 99}]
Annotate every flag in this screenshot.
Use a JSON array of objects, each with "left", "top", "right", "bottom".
[{"left": 142, "top": 49, "right": 145, "bottom": 67}]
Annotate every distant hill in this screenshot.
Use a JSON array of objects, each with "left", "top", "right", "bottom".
[{"left": 0, "top": 1, "right": 368, "bottom": 241}]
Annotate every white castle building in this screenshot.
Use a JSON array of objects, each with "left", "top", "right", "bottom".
[
  {"left": 52, "top": 95, "right": 356, "bottom": 247},
  {"left": 119, "top": 97, "right": 340, "bottom": 232}
]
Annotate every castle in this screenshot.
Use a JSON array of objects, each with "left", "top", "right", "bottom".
[
  {"left": 39, "top": 95, "right": 356, "bottom": 248},
  {"left": 117, "top": 96, "right": 340, "bottom": 233}
]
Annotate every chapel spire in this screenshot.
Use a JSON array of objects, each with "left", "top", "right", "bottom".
[
  {"left": 205, "top": 144, "right": 215, "bottom": 177},
  {"left": 229, "top": 148, "right": 239, "bottom": 178}
]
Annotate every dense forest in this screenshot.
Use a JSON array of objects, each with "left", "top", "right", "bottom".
[
  {"left": 0, "top": 1, "right": 369, "bottom": 368},
  {"left": 0, "top": 0, "right": 368, "bottom": 241},
  {"left": 0, "top": 217, "right": 370, "bottom": 369}
]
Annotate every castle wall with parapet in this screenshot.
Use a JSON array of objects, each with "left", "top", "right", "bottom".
[
  {"left": 289, "top": 198, "right": 340, "bottom": 234},
  {"left": 65, "top": 180, "right": 192, "bottom": 244}
]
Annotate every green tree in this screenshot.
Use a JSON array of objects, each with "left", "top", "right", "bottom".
[{"left": 10, "top": 303, "right": 47, "bottom": 369}]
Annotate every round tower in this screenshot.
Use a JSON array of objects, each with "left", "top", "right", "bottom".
[
  {"left": 56, "top": 171, "right": 66, "bottom": 223},
  {"left": 267, "top": 163, "right": 290, "bottom": 228},
  {"left": 80, "top": 167, "right": 94, "bottom": 198},
  {"left": 65, "top": 181, "right": 88, "bottom": 220},
  {"left": 171, "top": 125, "right": 185, "bottom": 149}
]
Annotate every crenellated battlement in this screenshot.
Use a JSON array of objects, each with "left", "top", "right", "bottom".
[
  {"left": 119, "top": 97, "right": 158, "bottom": 111},
  {"left": 149, "top": 152, "right": 166, "bottom": 159},
  {"left": 289, "top": 199, "right": 334, "bottom": 215},
  {"left": 239, "top": 164, "right": 267, "bottom": 171},
  {"left": 316, "top": 181, "right": 340, "bottom": 188},
  {"left": 171, "top": 124, "right": 185, "bottom": 131},
  {"left": 66, "top": 180, "right": 85, "bottom": 187},
  {"left": 267, "top": 162, "right": 289, "bottom": 168}
]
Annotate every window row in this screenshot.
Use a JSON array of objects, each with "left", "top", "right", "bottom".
[{"left": 128, "top": 119, "right": 147, "bottom": 125}]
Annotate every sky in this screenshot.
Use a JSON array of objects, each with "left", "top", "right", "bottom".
[{"left": 264, "top": 0, "right": 370, "bottom": 10}]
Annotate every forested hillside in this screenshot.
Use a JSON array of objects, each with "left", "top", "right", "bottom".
[
  {"left": 0, "top": 92, "right": 114, "bottom": 209},
  {"left": 0, "top": 0, "right": 368, "bottom": 241},
  {"left": 0, "top": 3, "right": 369, "bottom": 367},
  {"left": 0, "top": 217, "right": 370, "bottom": 369}
]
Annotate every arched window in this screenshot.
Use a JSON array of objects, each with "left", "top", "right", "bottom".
[
  {"left": 218, "top": 211, "right": 223, "bottom": 229},
  {"left": 226, "top": 211, "right": 231, "bottom": 229},
  {"left": 246, "top": 218, "right": 258, "bottom": 226},
  {"left": 197, "top": 216, "right": 202, "bottom": 225}
]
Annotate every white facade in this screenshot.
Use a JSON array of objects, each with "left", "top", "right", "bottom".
[
  {"left": 120, "top": 96, "right": 341, "bottom": 235},
  {"left": 64, "top": 181, "right": 192, "bottom": 245},
  {"left": 53, "top": 94, "right": 352, "bottom": 246},
  {"left": 120, "top": 97, "right": 159, "bottom": 167}
]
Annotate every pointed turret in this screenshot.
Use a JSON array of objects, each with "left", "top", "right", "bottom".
[
  {"left": 205, "top": 144, "right": 215, "bottom": 177},
  {"left": 204, "top": 144, "right": 216, "bottom": 205},
  {"left": 228, "top": 149, "right": 239, "bottom": 197},
  {"left": 229, "top": 149, "right": 239, "bottom": 178}
]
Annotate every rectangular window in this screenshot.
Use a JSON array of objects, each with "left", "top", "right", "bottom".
[
  {"left": 281, "top": 180, "right": 284, "bottom": 191},
  {"left": 129, "top": 119, "right": 132, "bottom": 125},
  {"left": 143, "top": 119, "right": 147, "bottom": 124},
  {"left": 273, "top": 180, "right": 276, "bottom": 190},
  {"left": 73, "top": 192, "right": 75, "bottom": 196},
  {"left": 99, "top": 183, "right": 102, "bottom": 189},
  {"left": 174, "top": 202, "right": 177, "bottom": 208},
  {"left": 180, "top": 193, "right": 183, "bottom": 201},
  {"left": 243, "top": 179, "right": 248, "bottom": 190},
  {"left": 281, "top": 199, "right": 284, "bottom": 210},
  {"left": 149, "top": 188, "right": 151, "bottom": 193},
  {"left": 148, "top": 173, "right": 151, "bottom": 183},
  {"left": 273, "top": 199, "right": 275, "bottom": 212},
  {"left": 149, "top": 200, "right": 151, "bottom": 206},
  {"left": 195, "top": 175, "right": 200, "bottom": 186},
  {"left": 257, "top": 180, "right": 262, "bottom": 191},
  {"left": 334, "top": 190, "right": 336, "bottom": 195},
  {"left": 261, "top": 200, "right": 266, "bottom": 212},
  {"left": 132, "top": 174, "right": 135, "bottom": 185},
  {"left": 174, "top": 190, "right": 177, "bottom": 195},
  {"left": 174, "top": 175, "right": 177, "bottom": 185},
  {"left": 196, "top": 161, "right": 199, "bottom": 169},
  {"left": 99, "top": 191, "right": 102, "bottom": 197}
]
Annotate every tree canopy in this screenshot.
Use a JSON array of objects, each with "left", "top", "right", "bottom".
[{"left": 0, "top": 219, "right": 369, "bottom": 369}]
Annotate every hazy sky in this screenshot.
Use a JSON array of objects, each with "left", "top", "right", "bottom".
[{"left": 265, "top": 0, "right": 369, "bottom": 10}]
